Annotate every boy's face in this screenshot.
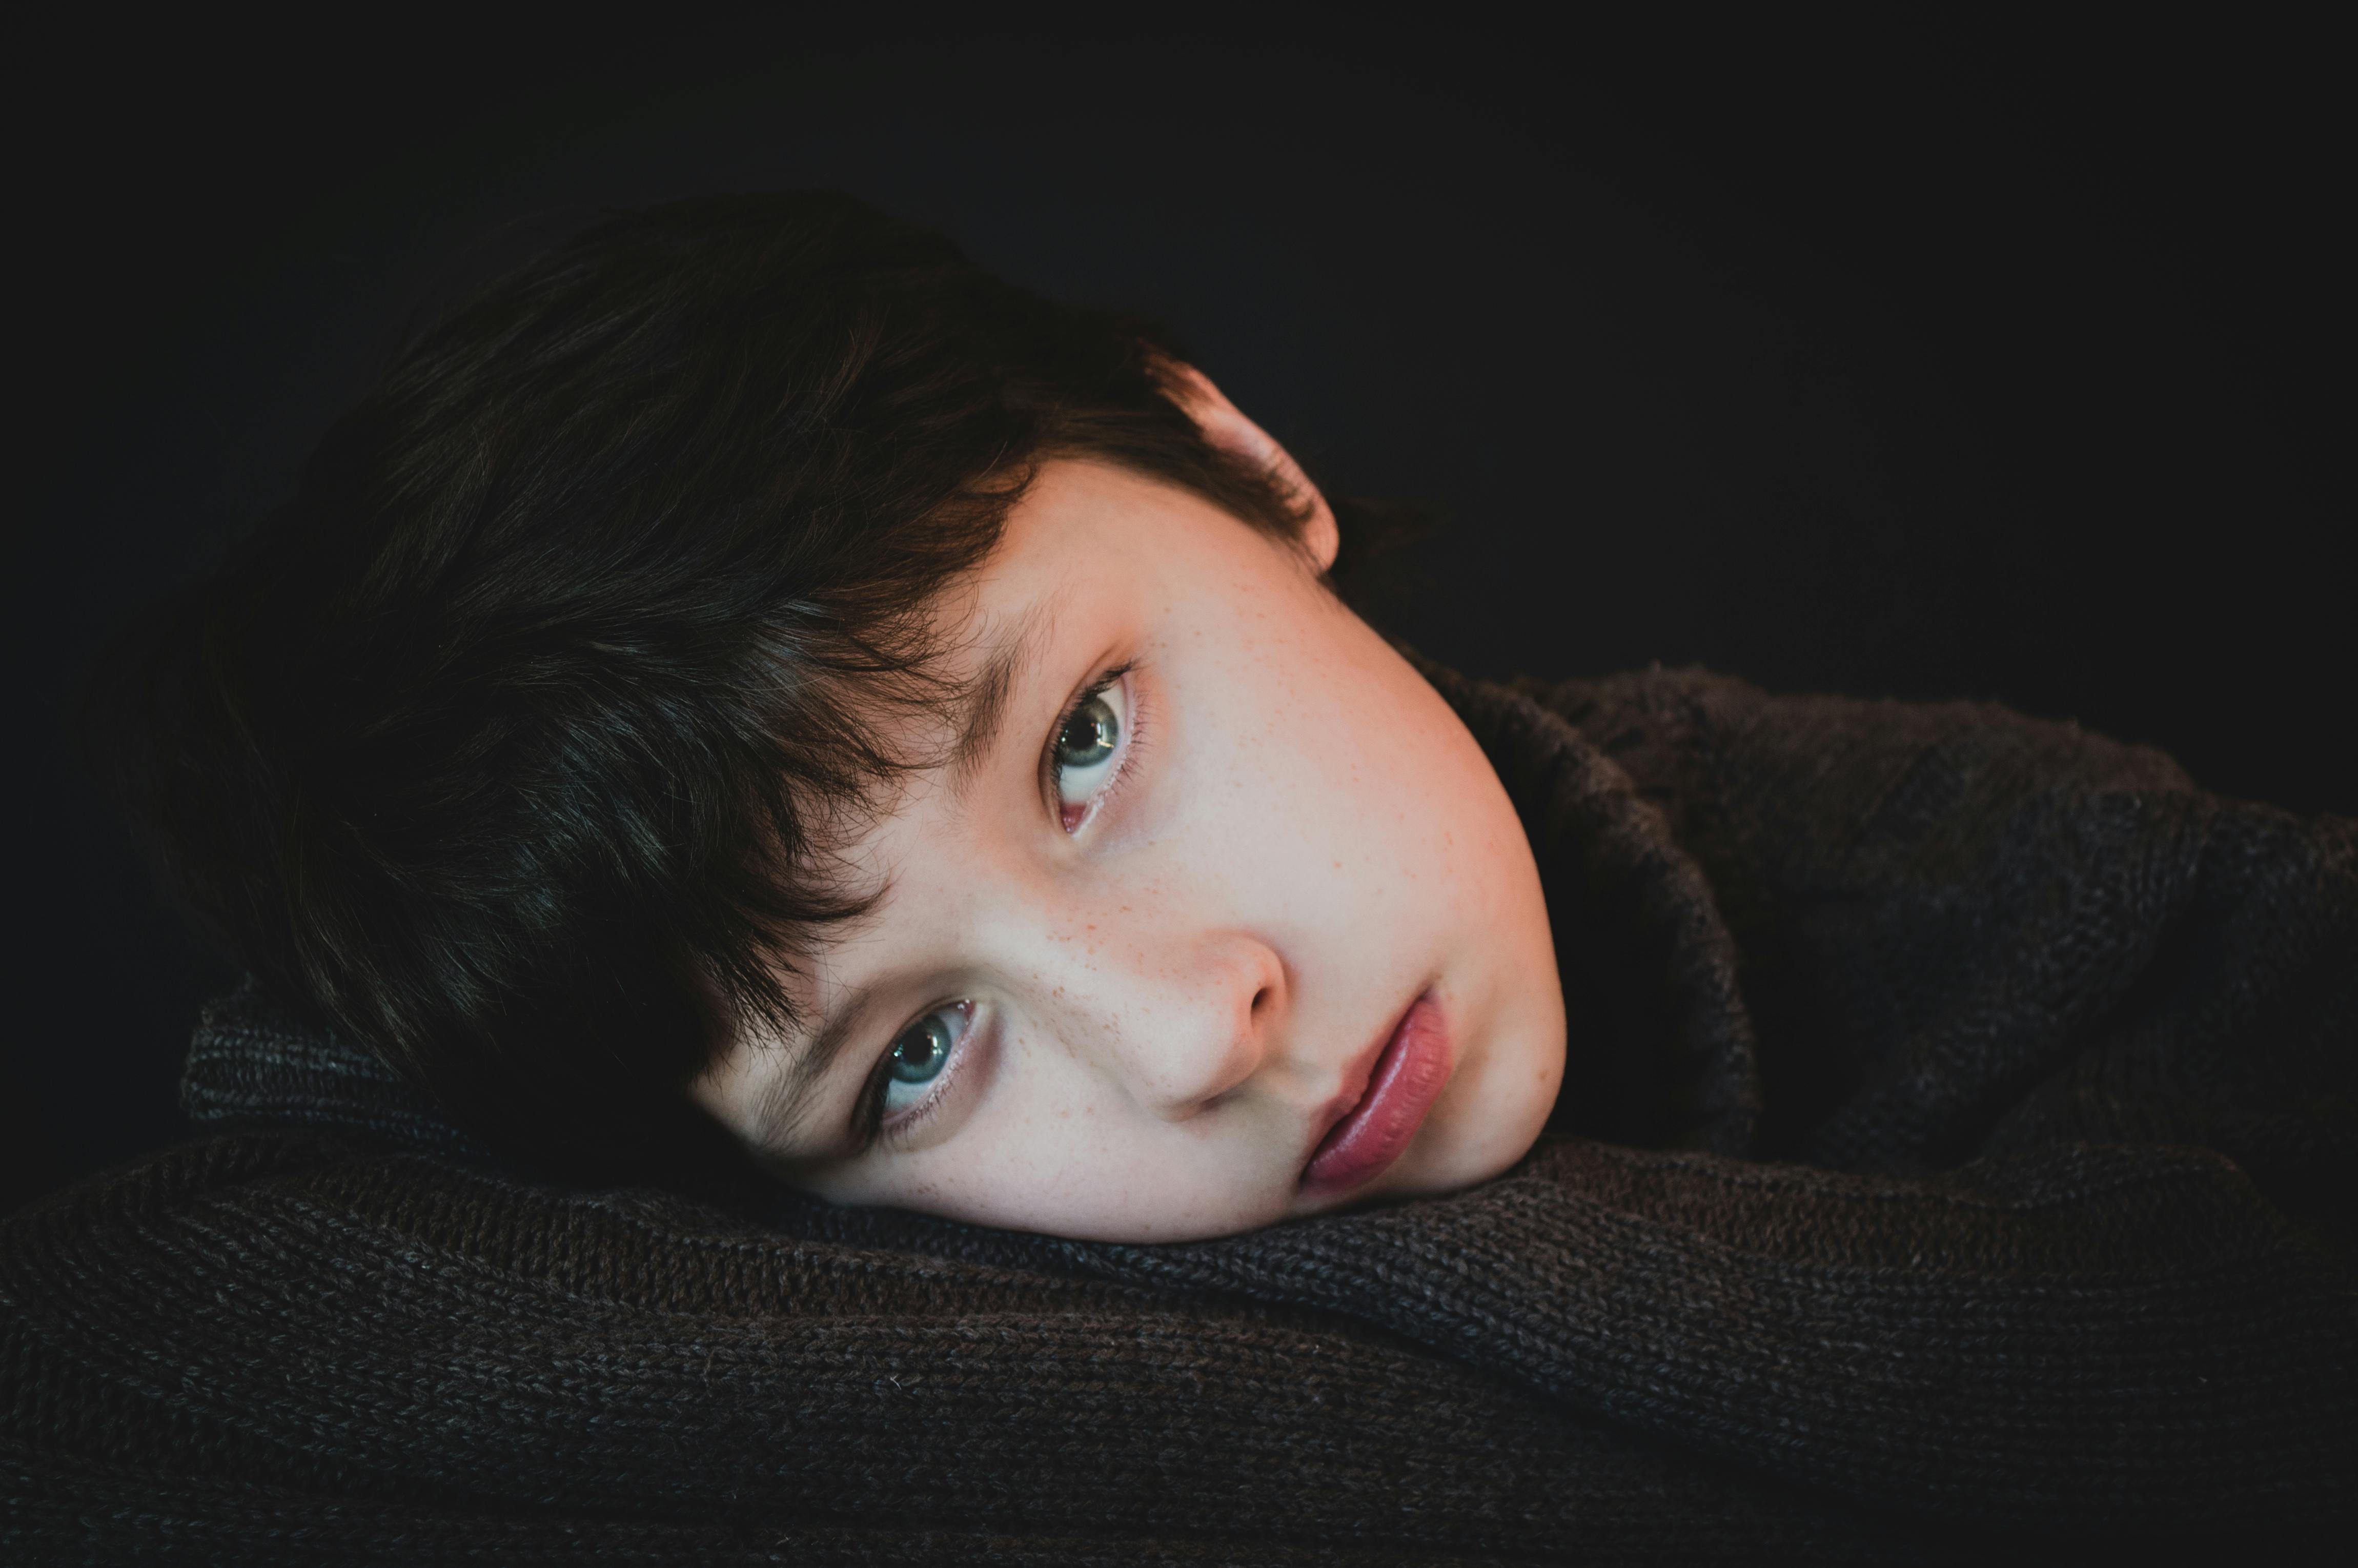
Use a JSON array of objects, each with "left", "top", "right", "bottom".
[{"left": 694, "top": 459, "right": 1566, "bottom": 1240}]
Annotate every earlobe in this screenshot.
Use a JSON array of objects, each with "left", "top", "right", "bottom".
[
  {"left": 1300, "top": 491, "right": 1340, "bottom": 573},
  {"left": 1163, "top": 362, "right": 1341, "bottom": 573}
]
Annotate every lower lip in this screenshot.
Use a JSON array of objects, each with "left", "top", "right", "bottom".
[{"left": 1303, "top": 994, "right": 1452, "bottom": 1197}]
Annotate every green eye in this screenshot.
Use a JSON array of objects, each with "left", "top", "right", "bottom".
[
  {"left": 888, "top": 1013, "right": 954, "bottom": 1086},
  {"left": 1056, "top": 694, "right": 1120, "bottom": 771}
]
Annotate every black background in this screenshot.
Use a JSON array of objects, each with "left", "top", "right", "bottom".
[{"left": 9, "top": 12, "right": 2350, "bottom": 1212}]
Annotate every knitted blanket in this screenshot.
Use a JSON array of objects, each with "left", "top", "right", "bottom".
[{"left": 7, "top": 666, "right": 2353, "bottom": 1563}]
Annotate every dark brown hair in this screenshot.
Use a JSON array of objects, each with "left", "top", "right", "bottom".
[{"left": 91, "top": 192, "right": 1312, "bottom": 1180}]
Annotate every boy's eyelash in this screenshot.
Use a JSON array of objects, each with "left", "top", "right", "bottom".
[{"left": 853, "top": 1061, "right": 892, "bottom": 1147}]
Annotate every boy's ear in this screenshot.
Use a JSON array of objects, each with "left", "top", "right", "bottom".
[{"left": 1163, "top": 362, "right": 1340, "bottom": 573}]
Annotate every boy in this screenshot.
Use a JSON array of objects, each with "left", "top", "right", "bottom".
[
  {"left": 102, "top": 191, "right": 1570, "bottom": 1241},
  {"left": 11, "top": 193, "right": 2353, "bottom": 1558}
]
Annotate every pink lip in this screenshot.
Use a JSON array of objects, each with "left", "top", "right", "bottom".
[{"left": 1302, "top": 993, "right": 1452, "bottom": 1197}]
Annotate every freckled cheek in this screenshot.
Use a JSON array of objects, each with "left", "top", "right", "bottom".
[
  {"left": 921, "top": 1129, "right": 1176, "bottom": 1234},
  {"left": 919, "top": 1053, "right": 1119, "bottom": 1200},
  {"left": 890, "top": 1043, "right": 1297, "bottom": 1236}
]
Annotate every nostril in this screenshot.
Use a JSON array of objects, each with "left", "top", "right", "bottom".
[{"left": 1250, "top": 984, "right": 1273, "bottom": 1019}]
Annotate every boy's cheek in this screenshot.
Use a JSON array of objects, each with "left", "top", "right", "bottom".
[{"left": 804, "top": 1066, "right": 1310, "bottom": 1241}]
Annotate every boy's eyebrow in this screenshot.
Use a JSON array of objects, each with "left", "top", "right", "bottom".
[{"left": 947, "top": 606, "right": 1052, "bottom": 792}]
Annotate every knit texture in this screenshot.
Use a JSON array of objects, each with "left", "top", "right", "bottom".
[{"left": 7, "top": 665, "right": 2354, "bottom": 1563}]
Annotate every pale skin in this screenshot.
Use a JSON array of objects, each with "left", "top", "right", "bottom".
[{"left": 694, "top": 373, "right": 1568, "bottom": 1242}]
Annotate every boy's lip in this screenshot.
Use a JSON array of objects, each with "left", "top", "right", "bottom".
[{"left": 1300, "top": 992, "right": 1452, "bottom": 1197}]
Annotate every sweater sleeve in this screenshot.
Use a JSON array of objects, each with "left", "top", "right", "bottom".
[
  {"left": 0, "top": 1132, "right": 1955, "bottom": 1564},
  {"left": 1050, "top": 1133, "right": 2358, "bottom": 1532}
]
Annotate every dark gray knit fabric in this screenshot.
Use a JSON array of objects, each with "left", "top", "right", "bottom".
[{"left": 7, "top": 665, "right": 2353, "bottom": 1563}]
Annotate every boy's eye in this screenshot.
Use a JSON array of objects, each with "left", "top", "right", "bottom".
[
  {"left": 1053, "top": 678, "right": 1127, "bottom": 817},
  {"left": 1057, "top": 696, "right": 1118, "bottom": 771},
  {"left": 882, "top": 1005, "right": 967, "bottom": 1115}
]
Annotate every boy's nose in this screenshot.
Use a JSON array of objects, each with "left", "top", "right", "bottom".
[{"left": 1106, "top": 931, "right": 1288, "bottom": 1121}]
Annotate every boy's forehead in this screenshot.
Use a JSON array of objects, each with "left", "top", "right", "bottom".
[{"left": 744, "top": 599, "right": 1057, "bottom": 1109}]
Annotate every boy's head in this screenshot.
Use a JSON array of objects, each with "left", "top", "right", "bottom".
[{"left": 101, "top": 193, "right": 1564, "bottom": 1239}]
